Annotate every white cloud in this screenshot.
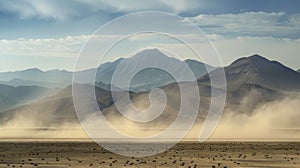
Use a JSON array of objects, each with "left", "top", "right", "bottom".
[
  {"left": 184, "top": 12, "right": 300, "bottom": 38},
  {"left": 0, "top": 35, "right": 120, "bottom": 57}
]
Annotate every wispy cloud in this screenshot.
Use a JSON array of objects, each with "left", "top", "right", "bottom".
[
  {"left": 184, "top": 12, "right": 300, "bottom": 38},
  {"left": 0, "top": 0, "right": 81, "bottom": 21},
  {"left": 0, "top": 36, "right": 85, "bottom": 57},
  {"left": 0, "top": 35, "right": 121, "bottom": 57},
  {"left": 0, "top": 0, "right": 203, "bottom": 21}
]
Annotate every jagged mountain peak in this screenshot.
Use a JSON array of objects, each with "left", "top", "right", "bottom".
[
  {"left": 226, "top": 54, "right": 300, "bottom": 91},
  {"left": 129, "top": 48, "right": 179, "bottom": 63},
  {"left": 19, "top": 68, "right": 44, "bottom": 73},
  {"left": 229, "top": 54, "right": 270, "bottom": 67}
]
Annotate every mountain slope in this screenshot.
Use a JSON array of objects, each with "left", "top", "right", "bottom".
[
  {"left": 199, "top": 54, "right": 300, "bottom": 92},
  {"left": 0, "top": 78, "right": 65, "bottom": 88},
  {"left": 0, "top": 84, "right": 54, "bottom": 112},
  {"left": 0, "top": 82, "right": 211, "bottom": 129},
  {"left": 0, "top": 84, "right": 114, "bottom": 126},
  {"left": 0, "top": 77, "right": 283, "bottom": 129}
]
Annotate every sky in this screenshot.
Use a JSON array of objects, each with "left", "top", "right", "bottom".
[{"left": 0, "top": 0, "right": 300, "bottom": 72}]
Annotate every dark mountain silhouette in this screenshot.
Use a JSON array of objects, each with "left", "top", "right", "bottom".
[{"left": 199, "top": 54, "right": 300, "bottom": 92}]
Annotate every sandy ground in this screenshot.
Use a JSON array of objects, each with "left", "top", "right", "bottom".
[{"left": 0, "top": 141, "right": 299, "bottom": 167}]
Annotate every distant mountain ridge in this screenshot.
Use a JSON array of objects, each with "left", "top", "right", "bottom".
[
  {"left": 0, "top": 68, "right": 71, "bottom": 85},
  {"left": 0, "top": 49, "right": 214, "bottom": 92},
  {"left": 0, "top": 78, "right": 64, "bottom": 88}
]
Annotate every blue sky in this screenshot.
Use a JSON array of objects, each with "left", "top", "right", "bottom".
[{"left": 0, "top": 0, "right": 300, "bottom": 71}]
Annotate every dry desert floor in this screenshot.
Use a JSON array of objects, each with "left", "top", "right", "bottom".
[{"left": 0, "top": 141, "right": 299, "bottom": 167}]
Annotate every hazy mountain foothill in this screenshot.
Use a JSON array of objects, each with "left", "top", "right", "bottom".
[{"left": 0, "top": 84, "right": 55, "bottom": 112}]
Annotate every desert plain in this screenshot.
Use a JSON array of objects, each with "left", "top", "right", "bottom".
[{"left": 0, "top": 141, "right": 299, "bottom": 168}]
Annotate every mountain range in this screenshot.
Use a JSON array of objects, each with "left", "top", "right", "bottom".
[
  {"left": 0, "top": 49, "right": 214, "bottom": 92},
  {"left": 0, "top": 68, "right": 71, "bottom": 88},
  {"left": 1, "top": 50, "right": 299, "bottom": 128}
]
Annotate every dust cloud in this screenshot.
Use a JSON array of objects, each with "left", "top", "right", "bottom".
[
  {"left": 0, "top": 94, "right": 299, "bottom": 141},
  {"left": 209, "top": 94, "right": 300, "bottom": 140}
]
